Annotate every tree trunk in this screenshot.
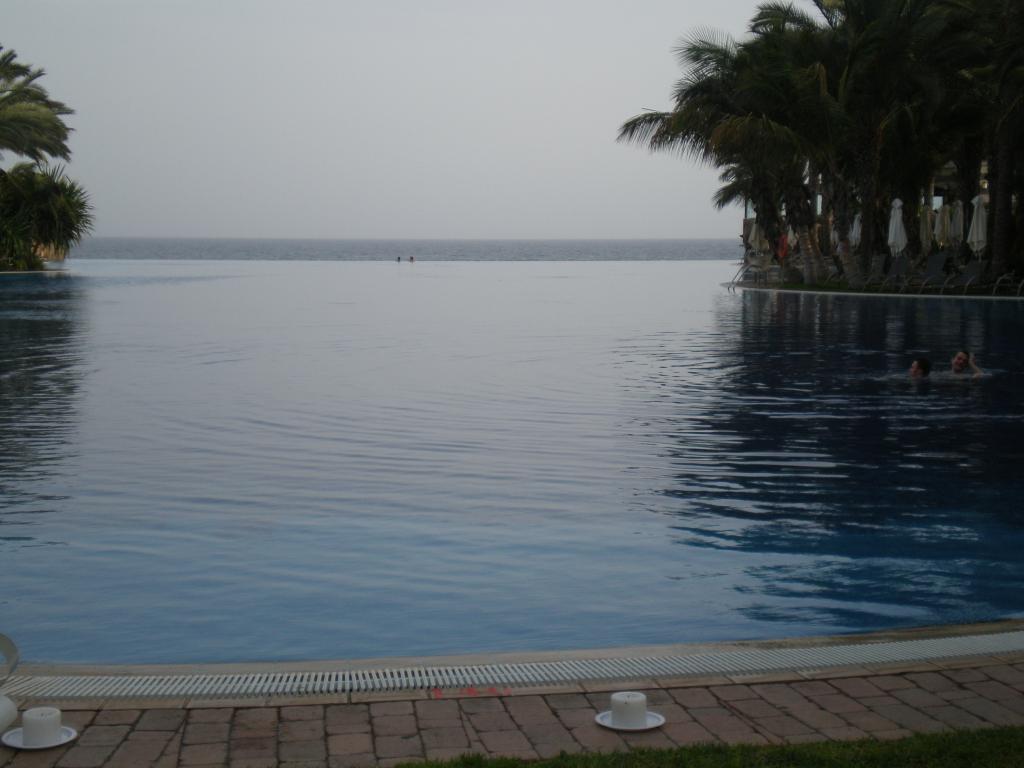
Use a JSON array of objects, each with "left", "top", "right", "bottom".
[{"left": 991, "top": 124, "right": 1015, "bottom": 275}]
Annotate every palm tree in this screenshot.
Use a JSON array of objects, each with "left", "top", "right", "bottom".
[
  {"left": 0, "top": 46, "right": 88, "bottom": 270},
  {"left": 618, "top": 26, "right": 828, "bottom": 282},
  {"left": 0, "top": 163, "right": 93, "bottom": 270},
  {"left": 0, "top": 46, "right": 72, "bottom": 162}
]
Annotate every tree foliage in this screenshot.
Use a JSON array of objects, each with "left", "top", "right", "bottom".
[
  {"left": 0, "top": 45, "right": 92, "bottom": 271},
  {"left": 619, "top": 0, "right": 1024, "bottom": 280}
]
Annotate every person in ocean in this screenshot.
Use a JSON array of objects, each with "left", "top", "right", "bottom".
[
  {"left": 909, "top": 357, "right": 931, "bottom": 378},
  {"left": 951, "top": 350, "right": 983, "bottom": 378}
]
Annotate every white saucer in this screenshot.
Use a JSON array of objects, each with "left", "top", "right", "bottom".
[
  {"left": 1, "top": 726, "right": 78, "bottom": 750},
  {"left": 595, "top": 710, "right": 665, "bottom": 731}
]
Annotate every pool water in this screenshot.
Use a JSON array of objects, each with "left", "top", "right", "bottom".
[{"left": 2, "top": 258, "right": 1023, "bottom": 664}]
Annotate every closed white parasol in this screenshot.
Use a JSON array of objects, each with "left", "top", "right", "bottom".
[
  {"left": 919, "top": 204, "right": 933, "bottom": 254},
  {"left": 887, "top": 199, "right": 908, "bottom": 257},
  {"left": 934, "top": 204, "right": 951, "bottom": 249},
  {"left": 848, "top": 213, "right": 862, "bottom": 248},
  {"left": 950, "top": 201, "right": 964, "bottom": 246},
  {"left": 967, "top": 195, "right": 988, "bottom": 257}
]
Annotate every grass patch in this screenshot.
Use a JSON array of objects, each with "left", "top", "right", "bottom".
[{"left": 408, "top": 727, "right": 1024, "bottom": 767}]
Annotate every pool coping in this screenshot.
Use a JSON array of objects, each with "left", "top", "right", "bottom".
[
  {"left": 727, "top": 282, "right": 1024, "bottom": 301},
  {"left": 8, "top": 620, "right": 1024, "bottom": 707}
]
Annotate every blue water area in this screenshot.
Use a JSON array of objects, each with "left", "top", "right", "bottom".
[{"left": 2, "top": 252, "right": 1023, "bottom": 664}]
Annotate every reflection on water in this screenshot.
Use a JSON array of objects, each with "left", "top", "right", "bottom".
[
  {"left": 641, "top": 290, "right": 1024, "bottom": 629},
  {"left": 2, "top": 260, "right": 1024, "bottom": 664},
  {"left": 0, "top": 273, "right": 83, "bottom": 551}
]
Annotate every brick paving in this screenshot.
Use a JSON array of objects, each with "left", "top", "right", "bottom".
[{"left": 3, "top": 655, "right": 1024, "bottom": 767}]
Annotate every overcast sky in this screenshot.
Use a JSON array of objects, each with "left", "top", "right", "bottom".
[{"left": 6, "top": 0, "right": 766, "bottom": 239}]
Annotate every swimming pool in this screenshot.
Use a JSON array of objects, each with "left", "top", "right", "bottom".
[{"left": 2, "top": 258, "right": 1023, "bottom": 663}]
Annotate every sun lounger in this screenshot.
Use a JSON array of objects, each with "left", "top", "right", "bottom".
[
  {"left": 940, "top": 259, "right": 984, "bottom": 294},
  {"left": 906, "top": 251, "right": 949, "bottom": 293}
]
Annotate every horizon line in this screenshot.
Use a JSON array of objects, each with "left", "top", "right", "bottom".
[{"left": 83, "top": 235, "right": 738, "bottom": 243}]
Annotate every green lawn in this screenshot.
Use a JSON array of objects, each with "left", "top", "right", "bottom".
[{"left": 408, "top": 727, "right": 1024, "bottom": 767}]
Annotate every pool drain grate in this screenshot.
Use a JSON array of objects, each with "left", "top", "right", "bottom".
[{"left": 4, "top": 630, "right": 1024, "bottom": 701}]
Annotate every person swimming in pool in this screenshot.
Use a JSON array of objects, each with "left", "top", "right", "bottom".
[
  {"left": 909, "top": 357, "right": 931, "bottom": 378},
  {"left": 951, "top": 350, "right": 983, "bottom": 378}
]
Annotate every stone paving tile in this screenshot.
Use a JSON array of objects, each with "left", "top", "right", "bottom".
[
  {"left": 183, "top": 722, "right": 231, "bottom": 745},
  {"left": 478, "top": 729, "right": 533, "bottom": 754},
  {"left": 997, "top": 696, "right": 1024, "bottom": 716},
  {"left": 544, "top": 694, "right": 590, "bottom": 710},
  {"left": 937, "top": 689, "right": 976, "bottom": 702},
  {"left": 790, "top": 681, "right": 837, "bottom": 697},
  {"left": 280, "top": 719, "right": 326, "bottom": 741},
  {"left": 373, "top": 734, "right": 422, "bottom": 759},
  {"left": 662, "top": 721, "right": 716, "bottom": 745},
  {"left": 749, "top": 684, "right": 811, "bottom": 709},
  {"left": 230, "top": 759, "right": 278, "bottom": 768},
  {"left": 729, "top": 698, "right": 783, "bottom": 719},
  {"left": 188, "top": 708, "right": 234, "bottom": 723},
  {"left": 278, "top": 738, "right": 327, "bottom": 762},
  {"left": 504, "top": 696, "right": 557, "bottom": 725},
  {"left": 534, "top": 741, "right": 583, "bottom": 758},
  {"left": 621, "top": 730, "right": 676, "bottom": 750},
  {"left": 327, "top": 733, "right": 373, "bottom": 756},
  {"left": 709, "top": 684, "right": 757, "bottom": 701},
  {"left": 943, "top": 668, "right": 989, "bottom": 684},
  {"left": 369, "top": 702, "right": 412, "bottom": 718},
  {"left": 955, "top": 697, "right": 1024, "bottom": 726},
  {"left": 891, "top": 687, "right": 948, "bottom": 708},
  {"left": 413, "top": 700, "right": 459, "bottom": 722},
  {"left": 965, "top": 680, "right": 1021, "bottom": 701},
  {"left": 668, "top": 687, "right": 717, "bottom": 708},
  {"left": 13, "top": 747, "right": 72, "bottom": 768},
  {"left": 809, "top": 693, "right": 868, "bottom": 714},
  {"left": 829, "top": 678, "right": 887, "bottom": 699},
  {"left": 178, "top": 741, "right": 228, "bottom": 766},
  {"left": 78, "top": 726, "right": 130, "bottom": 747},
  {"left": 981, "top": 665, "right": 1024, "bottom": 685},
  {"left": 569, "top": 725, "right": 626, "bottom": 753},
  {"left": 324, "top": 705, "right": 368, "bottom": 735},
  {"left": 371, "top": 715, "right": 418, "bottom": 737},
  {"left": 859, "top": 695, "right": 902, "bottom": 708},
  {"left": 135, "top": 709, "right": 186, "bottom": 732},
  {"left": 866, "top": 675, "right": 916, "bottom": 692},
  {"left": 280, "top": 705, "right": 324, "bottom": 721},
  {"left": 420, "top": 727, "right": 470, "bottom": 751},
  {"left": 230, "top": 735, "right": 277, "bottom": 760},
  {"left": 839, "top": 709, "right": 900, "bottom": 733},
  {"left": 55, "top": 744, "right": 117, "bottom": 768},
  {"left": 785, "top": 703, "right": 846, "bottom": 731},
  {"left": 868, "top": 703, "right": 948, "bottom": 733},
  {"left": 905, "top": 672, "right": 960, "bottom": 692},
  {"left": 92, "top": 711, "right": 140, "bottom": 727},
  {"left": 467, "top": 712, "right": 517, "bottom": 732},
  {"left": 922, "top": 705, "right": 991, "bottom": 730},
  {"left": 649, "top": 703, "right": 690, "bottom": 723},
  {"left": 458, "top": 698, "right": 504, "bottom": 715},
  {"left": 688, "top": 707, "right": 761, "bottom": 741},
  {"left": 751, "top": 715, "right": 817, "bottom": 739},
  {"left": 104, "top": 739, "right": 167, "bottom": 767},
  {"left": 328, "top": 755, "right": 377, "bottom": 768},
  {"left": 554, "top": 707, "right": 599, "bottom": 729}
]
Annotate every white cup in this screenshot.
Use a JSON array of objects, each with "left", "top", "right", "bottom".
[
  {"left": 609, "top": 691, "right": 647, "bottom": 729},
  {"left": 22, "top": 707, "right": 62, "bottom": 747}
]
